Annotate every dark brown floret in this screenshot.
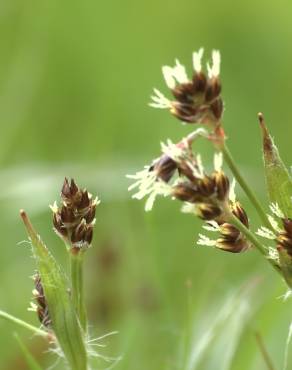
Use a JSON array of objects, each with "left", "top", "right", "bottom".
[
  {"left": 150, "top": 154, "right": 177, "bottom": 183},
  {"left": 172, "top": 182, "right": 205, "bottom": 203},
  {"left": 215, "top": 202, "right": 249, "bottom": 253},
  {"left": 196, "top": 203, "right": 222, "bottom": 221}
]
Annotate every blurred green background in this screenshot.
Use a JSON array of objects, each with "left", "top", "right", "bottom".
[{"left": 1, "top": 0, "right": 292, "bottom": 369}]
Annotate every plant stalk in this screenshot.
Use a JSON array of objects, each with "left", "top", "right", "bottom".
[
  {"left": 222, "top": 144, "right": 273, "bottom": 231},
  {"left": 255, "top": 332, "right": 276, "bottom": 370},
  {"left": 0, "top": 310, "right": 49, "bottom": 339},
  {"left": 70, "top": 251, "right": 87, "bottom": 332}
]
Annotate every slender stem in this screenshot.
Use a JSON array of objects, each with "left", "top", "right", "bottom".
[
  {"left": 14, "top": 333, "right": 43, "bottom": 370},
  {"left": 222, "top": 144, "right": 273, "bottom": 230},
  {"left": 255, "top": 332, "right": 276, "bottom": 370},
  {"left": 70, "top": 251, "right": 87, "bottom": 332},
  {"left": 0, "top": 310, "right": 49, "bottom": 338},
  {"left": 228, "top": 213, "right": 281, "bottom": 275}
]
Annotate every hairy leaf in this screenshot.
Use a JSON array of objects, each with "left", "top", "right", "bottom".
[{"left": 20, "top": 210, "right": 88, "bottom": 370}]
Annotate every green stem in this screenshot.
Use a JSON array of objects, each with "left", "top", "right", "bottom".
[
  {"left": 0, "top": 310, "right": 49, "bottom": 338},
  {"left": 228, "top": 213, "right": 281, "bottom": 275},
  {"left": 70, "top": 251, "right": 87, "bottom": 332},
  {"left": 255, "top": 332, "right": 276, "bottom": 370},
  {"left": 222, "top": 144, "right": 273, "bottom": 230}
]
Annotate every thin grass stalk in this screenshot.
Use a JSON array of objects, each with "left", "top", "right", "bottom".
[
  {"left": 0, "top": 310, "right": 49, "bottom": 339},
  {"left": 228, "top": 213, "right": 283, "bottom": 278},
  {"left": 222, "top": 144, "right": 273, "bottom": 231},
  {"left": 70, "top": 250, "right": 87, "bottom": 332}
]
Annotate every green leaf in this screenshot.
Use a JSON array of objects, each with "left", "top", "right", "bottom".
[
  {"left": 259, "top": 113, "right": 292, "bottom": 218},
  {"left": 14, "top": 333, "right": 43, "bottom": 370},
  {"left": 20, "top": 210, "right": 88, "bottom": 370}
]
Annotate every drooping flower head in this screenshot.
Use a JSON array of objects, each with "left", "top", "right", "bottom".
[
  {"left": 150, "top": 49, "right": 223, "bottom": 127},
  {"left": 127, "top": 136, "right": 250, "bottom": 253},
  {"left": 197, "top": 199, "right": 250, "bottom": 253}
]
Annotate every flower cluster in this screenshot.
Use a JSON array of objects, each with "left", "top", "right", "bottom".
[
  {"left": 50, "top": 178, "right": 100, "bottom": 251},
  {"left": 197, "top": 201, "right": 250, "bottom": 253},
  {"left": 150, "top": 49, "right": 223, "bottom": 126},
  {"left": 128, "top": 137, "right": 249, "bottom": 253}
]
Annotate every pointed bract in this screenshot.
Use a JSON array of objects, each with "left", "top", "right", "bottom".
[{"left": 259, "top": 113, "right": 292, "bottom": 218}]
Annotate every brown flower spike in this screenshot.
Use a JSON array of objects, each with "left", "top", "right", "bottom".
[
  {"left": 51, "top": 178, "right": 99, "bottom": 250},
  {"left": 30, "top": 273, "right": 51, "bottom": 328}
]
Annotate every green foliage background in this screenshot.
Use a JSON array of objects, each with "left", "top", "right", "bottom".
[{"left": 1, "top": 0, "right": 292, "bottom": 369}]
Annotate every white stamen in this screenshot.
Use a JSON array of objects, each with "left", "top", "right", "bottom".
[
  {"left": 127, "top": 167, "right": 172, "bottom": 211},
  {"left": 161, "top": 139, "right": 184, "bottom": 162},
  {"left": 173, "top": 59, "right": 189, "bottom": 84},
  {"left": 256, "top": 227, "right": 277, "bottom": 240},
  {"left": 280, "top": 290, "right": 292, "bottom": 301},
  {"left": 28, "top": 302, "right": 38, "bottom": 312},
  {"left": 229, "top": 178, "right": 236, "bottom": 203},
  {"left": 93, "top": 197, "right": 101, "bottom": 206},
  {"left": 203, "top": 220, "right": 220, "bottom": 232},
  {"left": 207, "top": 50, "right": 221, "bottom": 78},
  {"left": 184, "top": 160, "right": 203, "bottom": 179},
  {"left": 181, "top": 202, "right": 197, "bottom": 214},
  {"left": 192, "top": 48, "right": 204, "bottom": 73},
  {"left": 162, "top": 66, "right": 176, "bottom": 89},
  {"left": 149, "top": 88, "right": 172, "bottom": 109},
  {"left": 214, "top": 152, "right": 223, "bottom": 171},
  {"left": 267, "top": 247, "right": 279, "bottom": 262},
  {"left": 268, "top": 215, "right": 281, "bottom": 232},
  {"left": 270, "top": 203, "right": 284, "bottom": 218},
  {"left": 49, "top": 201, "right": 58, "bottom": 213},
  {"left": 197, "top": 234, "right": 217, "bottom": 246},
  {"left": 195, "top": 154, "right": 204, "bottom": 177}
]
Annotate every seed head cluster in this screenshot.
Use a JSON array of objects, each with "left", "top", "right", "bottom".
[
  {"left": 51, "top": 178, "right": 99, "bottom": 250},
  {"left": 150, "top": 49, "right": 223, "bottom": 126},
  {"left": 128, "top": 137, "right": 249, "bottom": 253}
]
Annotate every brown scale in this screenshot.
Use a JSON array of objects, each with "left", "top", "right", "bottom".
[{"left": 150, "top": 154, "right": 178, "bottom": 183}]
